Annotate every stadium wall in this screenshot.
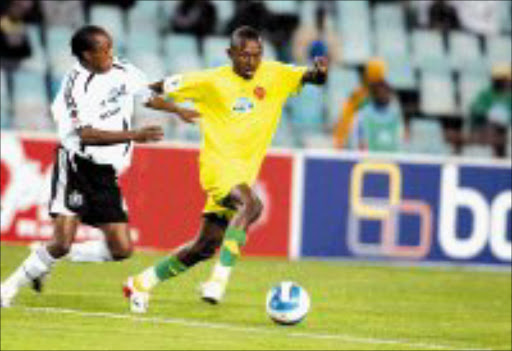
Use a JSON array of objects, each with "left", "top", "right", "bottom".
[{"left": 1, "top": 132, "right": 511, "bottom": 266}]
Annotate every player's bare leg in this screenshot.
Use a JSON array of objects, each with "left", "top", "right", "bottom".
[
  {"left": 1, "top": 215, "right": 79, "bottom": 307},
  {"left": 67, "top": 222, "right": 133, "bottom": 262},
  {"left": 202, "top": 183, "right": 263, "bottom": 304},
  {"left": 124, "top": 216, "right": 226, "bottom": 312}
]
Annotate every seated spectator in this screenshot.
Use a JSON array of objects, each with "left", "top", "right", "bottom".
[
  {"left": 469, "top": 63, "right": 511, "bottom": 157},
  {"left": 428, "top": 0, "right": 460, "bottom": 32},
  {"left": 292, "top": 6, "right": 342, "bottom": 65},
  {"left": 171, "top": 0, "right": 217, "bottom": 38},
  {"left": 225, "top": 0, "right": 269, "bottom": 34},
  {"left": 0, "top": 0, "right": 32, "bottom": 70},
  {"left": 333, "top": 58, "right": 395, "bottom": 149},
  {"left": 353, "top": 81, "right": 405, "bottom": 153}
]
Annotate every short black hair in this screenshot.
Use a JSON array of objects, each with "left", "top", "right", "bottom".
[
  {"left": 70, "top": 25, "right": 109, "bottom": 60},
  {"left": 230, "top": 25, "right": 261, "bottom": 49}
]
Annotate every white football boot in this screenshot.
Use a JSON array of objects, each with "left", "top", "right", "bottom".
[
  {"left": 200, "top": 279, "right": 227, "bottom": 304},
  {"left": 0, "top": 283, "right": 18, "bottom": 308},
  {"left": 123, "top": 277, "right": 150, "bottom": 314}
]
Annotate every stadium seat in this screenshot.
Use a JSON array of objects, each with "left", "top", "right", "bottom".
[
  {"left": 12, "top": 70, "right": 52, "bottom": 131},
  {"left": 461, "top": 144, "right": 495, "bottom": 158},
  {"left": 326, "top": 67, "right": 360, "bottom": 126},
  {"left": 125, "top": 30, "right": 164, "bottom": 79},
  {"left": 127, "top": 0, "right": 163, "bottom": 34},
  {"left": 46, "top": 26, "right": 76, "bottom": 76},
  {"left": 407, "top": 118, "right": 453, "bottom": 155},
  {"left": 288, "top": 84, "right": 325, "bottom": 132},
  {"left": 272, "top": 109, "right": 300, "bottom": 148},
  {"left": 486, "top": 35, "right": 512, "bottom": 67},
  {"left": 212, "top": 0, "right": 234, "bottom": 34},
  {"left": 386, "top": 58, "right": 417, "bottom": 90},
  {"left": 164, "top": 34, "right": 202, "bottom": 74},
  {"left": 448, "top": 31, "right": 486, "bottom": 74},
  {"left": 90, "top": 5, "right": 126, "bottom": 53},
  {"left": 299, "top": 0, "right": 316, "bottom": 27},
  {"left": 265, "top": 1, "right": 299, "bottom": 15},
  {"left": 1, "top": 69, "right": 10, "bottom": 128},
  {"left": 458, "top": 73, "right": 490, "bottom": 117},
  {"left": 373, "top": 3, "right": 406, "bottom": 33},
  {"left": 337, "top": 0, "right": 372, "bottom": 65},
  {"left": 411, "top": 29, "right": 451, "bottom": 74},
  {"left": 203, "top": 36, "right": 230, "bottom": 68},
  {"left": 420, "top": 72, "right": 457, "bottom": 116},
  {"left": 374, "top": 24, "right": 409, "bottom": 61},
  {"left": 20, "top": 25, "right": 47, "bottom": 73}
]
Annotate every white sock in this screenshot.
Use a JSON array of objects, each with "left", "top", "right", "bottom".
[
  {"left": 68, "top": 240, "right": 113, "bottom": 262},
  {"left": 135, "top": 267, "right": 160, "bottom": 292},
  {"left": 2, "top": 245, "right": 56, "bottom": 293},
  {"left": 210, "top": 262, "right": 232, "bottom": 283}
]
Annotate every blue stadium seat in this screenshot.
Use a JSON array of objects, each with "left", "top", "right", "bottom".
[
  {"left": 337, "top": 0, "right": 372, "bottom": 65},
  {"left": 288, "top": 84, "right": 325, "bottom": 133},
  {"left": 407, "top": 118, "right": 453, "bottom": 155},
  {"left": 461, "top": 144, "right": 495, "bottom": 158},
  {"left": 1, "top": 69, "right": 10, "bottom": 128},
  {"left": 486, "top": 35, "right": 512, "bottom": 67},
  {"left": 212, "top": 0, "right": 234, "bottom": 34},
  {"left": 373, "top": 3, "right": 406, "bottom": 32},
  {"left": 299, "top": 0, "right": 316, "bottom": 27},
  {"left": 265, "top": 1, "right": 299, "bottom": 15},
  {"left": 164, "top": 34, "right": 202, "bottom": 74},
  {"left": 448, "top": 31, "right": 486, "bottom": 75},
  {"left": 326, "top": 67, "right": 360, "bottom": 126},
  {"left": 272, "top": 108, "right": 300, "bottom": 148},
  {"left": 458, "top": 73, "right": 490, "bottom": 117},
  {"left": 411, "top": 29, "right": 451, "bottom": 74},
  {"left": 20, "top": 25, "right": 47, "bottom": 73},
  {"left": 46, "top": 26, "right": 76, "bottom": 98},
  {"left": 420, "top": 72, "right": 457, "bottom": 116},
  {"left": 386, "top": 57, "right": 417, "bottom": 90},
  {"left": 127, "top": 0, "right": 163, "bottom": 34},
  {"left": 90, "top": 5, "right": 126, "bottom": 53},
  {"left": 203, "top": 36, "right": 230, "bottom": 68},
  {"left": 12, "top": 70, "right": 52, "bottom": 130}
]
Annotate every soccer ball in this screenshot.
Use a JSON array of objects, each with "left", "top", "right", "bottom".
[{"left": 266, "top": 281, "right": 310, "bottom": 325}]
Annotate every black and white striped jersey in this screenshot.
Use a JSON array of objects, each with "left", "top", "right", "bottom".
[{"left": 51, "top": 58, "right": 149, "bottom": 173}]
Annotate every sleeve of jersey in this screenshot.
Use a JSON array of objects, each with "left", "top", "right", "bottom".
[
  {"left": 163, "top": 71, "right": 209, "bottom": 103},
  {"left": 276, "top": 63, "right": 308, "bottom": 97},
  {"left": 51, "top": 73, "right": 92, "bottom": 131}
]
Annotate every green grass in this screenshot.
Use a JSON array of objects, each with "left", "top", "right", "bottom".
[{"left": 1, "top": 244, "right": 510, "bottom": 350}]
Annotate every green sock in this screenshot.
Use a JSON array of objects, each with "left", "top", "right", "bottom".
[
  {"left": 155, "top": 255, "right": 188, "bottom": 281},
  {"left": 219, "top": 228, "right": 246, "bottom": 267}
]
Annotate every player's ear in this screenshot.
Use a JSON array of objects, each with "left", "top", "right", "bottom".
[{"left": 226, "top": 47, "right": 233, "bottom": 60}]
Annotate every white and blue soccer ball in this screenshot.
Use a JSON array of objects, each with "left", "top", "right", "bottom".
[{"left": 266, "top": 281, "right": 310, "bottom": 325}]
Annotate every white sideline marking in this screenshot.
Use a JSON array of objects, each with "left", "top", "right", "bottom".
[{"left": 22, "top": 306, "right": 485, "bottom": 350}]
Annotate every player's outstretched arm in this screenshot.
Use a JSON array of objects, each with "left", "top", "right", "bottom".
[
  {"left": 78, "top": 125, "right": 164, "bottom": 145},
  {"left": 144, "top": 95, "right": 200, "bottom": 124},
  {"left": 301, "top": 56, "right": 329, "bottom": 85}
]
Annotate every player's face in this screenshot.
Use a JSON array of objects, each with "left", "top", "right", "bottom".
[
  {"left": 229, "top": 39, "right": 262, "bottom": 80},
  {"left": 86, "top": 33, "right": 114, "bottom": 73}
]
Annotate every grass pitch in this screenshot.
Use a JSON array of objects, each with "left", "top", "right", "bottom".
[{"left": 1, "top": 244, "right": 510, "bottom": 350}]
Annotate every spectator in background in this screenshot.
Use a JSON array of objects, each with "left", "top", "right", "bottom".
[
  {"left": 225, "top": 1, "right": 269, "bottom": 34},
  {"left": 469, "top": 64, "right": 511, "bottom": 157},
  {"left": 171, "top": 0, "right": 217, "bottom": 39},
  {"left": 428, "top": 0, "right": 460, "bottom": 32},
  {"left": 292, "top": 6, "right": 342, "bottom": 65},
  {"left": 0, "top": 0, "right": 32, "bottom": 70},
  {"left": 353, "top": 81, "right": 405, "bottom": 153},
  {"left": 333, "top": 58, "right": 394, "bottom": 149}
]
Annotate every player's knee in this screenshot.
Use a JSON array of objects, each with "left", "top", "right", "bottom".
[
  {"left": 247, "top": 197, "right": 263, "bottom": 224},
  {"left": 111, "top": 243, "right": 133, "bottom": 261},
  {"left": 47, "top": 240, "right": 72, "bottom": 259}
]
